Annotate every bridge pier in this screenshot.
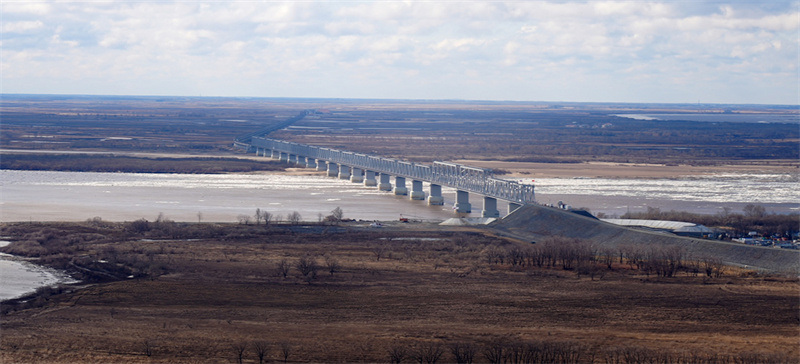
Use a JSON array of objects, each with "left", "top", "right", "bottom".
[
  {"left": 327, "top": 162, "right": 338, "bottom": 177},
  {"left": 481, "top": 197, "right": 500, "bottom": 218},
  {"left": 454, "top": 190, "right": 472, "bottom": 214},
  {"left": 272, "top": 150, "right": 280, "bottom": 159},
  {"left": 428, "top": 184, "right": 444, "bottom": 205},
  {"left": 350, "top": 168, "right": 364, "bottom": 183},
  {"left": 296, "top": 156, "right": 307, "bottom": 166},
  {"left": 508, "top": 203, "right": 522, "bottom": 214},
  {"left": 306, "top": 157, "right": 317, "bottom": 169},
  {"left": 394, "top": 176, "right": 408, "bottom": 195},
  {"left": 316, "top": 159, "right": 327, "bottom": 171},
  {"left": 378, "top": 173, "right": 392, "bottom": 191},
  {"left": 338, "top": 165, "right": 351, "bottom": 180},
  {"left": 364, "top": 170, "right": 378, "bottom": 187},
  {"left": 410, "top": 180, "right": 425, "bottom": 200}
]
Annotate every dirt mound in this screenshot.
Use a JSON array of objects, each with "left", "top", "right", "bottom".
[{"left": 489, "top": 204, "right": 800, "bottom": 274}]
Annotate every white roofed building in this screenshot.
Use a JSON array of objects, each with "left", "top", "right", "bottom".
[{"left": 601, "top": 219, "right": 715, "bottom": 238}]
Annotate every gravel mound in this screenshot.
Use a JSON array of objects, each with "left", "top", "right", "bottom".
[{"left": 488, "top": 204, "right": 799, "bottom": 274}]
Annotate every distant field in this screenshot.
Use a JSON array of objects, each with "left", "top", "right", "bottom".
[
  {"left": 2, "top": 95, "right": 797, "bottom": 165},
  {"left": 0, "top": 153, "right": 286, "bottom": 174}
]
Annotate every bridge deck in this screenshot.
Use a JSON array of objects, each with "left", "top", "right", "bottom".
[{"left": 250, "top": 137, "right": 535, "bottom": 204}]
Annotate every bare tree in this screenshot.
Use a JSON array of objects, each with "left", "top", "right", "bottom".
[
  {"left": 255, "top": 208, "right": 263, "bottom": 225},
  {"left": 296, "top": 255, "right": 319, "bottom": 282},
  {"left": 324, "top": 255, "right": 341, "bottom": 276},
  {"left": 372, "top": 244, "right": 387, "bottom": 261},
  {"left": 287, "top": 211, "right": 302, "bottom": 225},
  {"left": 237, "top": 214, "right": 252, "bottom": 225},
  {"left": 253, "top": 341, "right": 270, "bottom": 364},
  {"left": 262, "top": 211, "right": 273, "bottom": 227},
  {"left": 388, "top": 345, "right": 407, "bottom": 364},
  {"left": 279, "top": 342, "right": 292, "bottom": 363},
  {"left": 700, "top": 256, "right": 726, "bottom": 278},
  {"left": 743, "top": 204, "right": 766, "bottom": 218},
  {"left": 231, "top": 342, "right": 247, "bottom": 364},
  {"left": 450, "top": 342, "right": 476, "bottom": 364},
  {"left": 141, "top": 339, "right": 154, "bottom": 357},
  {"left": 412, "top": 341, "right": 444, "bottom": 364},
  {"left": 483, "top": 339, "right": 506, "bottom": 364},
  {"left": 326, "top": 206, "right": 344, "bottom": 224},
  {"left": 276, "top": 259, "right": 291, "bottom": 278}
]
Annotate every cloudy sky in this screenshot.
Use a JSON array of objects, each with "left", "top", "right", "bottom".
[{"left": 1, "top": 1, "right": 798, "bottom": 104}]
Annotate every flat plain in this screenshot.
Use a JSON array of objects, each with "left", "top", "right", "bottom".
[
  {"left": 1, "top": 95, "right": 798, "bottom": 363},
  {"left": 1, "top": 222, "right": 798, "bottom": 363}
]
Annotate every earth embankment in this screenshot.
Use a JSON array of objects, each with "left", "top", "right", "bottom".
[{"left": 488, "top": 204, "right": 800, "bottom": 273}]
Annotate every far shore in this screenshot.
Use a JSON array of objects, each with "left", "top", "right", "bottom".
[
  {"left": 3, "top": 149, "right": 797, "bottom": 179},
  {"left": 457, "top": 159, "right": 800, "bottom": 179}
]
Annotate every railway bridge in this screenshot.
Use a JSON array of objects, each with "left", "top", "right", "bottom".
[{"left": 241, "top": 136, "right": 534, "bottom": 217}]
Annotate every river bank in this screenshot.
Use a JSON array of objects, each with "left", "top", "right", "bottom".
[{"left": 0, "top": 240, "right": 76, "bottom": 302}]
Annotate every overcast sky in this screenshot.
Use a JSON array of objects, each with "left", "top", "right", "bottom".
[{"left": 2, "top": 1, "right": 798, "bottom": 104}]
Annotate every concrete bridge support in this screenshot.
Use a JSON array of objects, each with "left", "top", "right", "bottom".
[
  {"left": 280, "top": 152, "right": 288, "bottom": 162},
  {"left": 378, "top": 173, "right": 392, "bottom": 191},
  {"left": 327, "top": 162, "right": 338, "bottom": 177},
  {"left": 338, "top": 165, "right": 351, "bottom": 180},
  {"left": 410, "top": 180, "right": 425, "bottom": 200},
  {"left": 350, "top": 168, "right": 364, "bottom": 183},
  {"left": 272, "top": 150, "right": 280, "bottom": 159},
  {"left": 482, "top": 197, "right": 500, "bottom": 218},
  {"left": 394, "top": 176, "right": 408, "bottom": 195},
  {"left": 296, "top": 156, "right": 307, "bottom": 166},
  {"left": 316, "top": 159, "right": 327, "bottom": 171},
  {"left": 428, "top": 184, "right": 444, "bottom": 205},
  {"left": 508, "top": 203, "right": 522, "bottom": 215},
  {"left": 454, "top": 190, "right": 472, "bottom": 214},
  {"left": 306, "top": 158, "right": 317, "bottom": 169},
  {"left": 364, "top": 170, "right": 378, "bottom": 187}
]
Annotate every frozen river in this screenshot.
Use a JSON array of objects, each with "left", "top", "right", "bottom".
[
  {"left": 1, "top": 169, "right": 797, "bottom": 223},
  {"left": 1, "top": 169, "right": 797, "bottom": 300}
]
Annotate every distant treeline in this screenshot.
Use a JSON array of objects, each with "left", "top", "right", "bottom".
[
  {"left": 0, "top": 154, "right": 286, "bottom": 174},
  {"left": 617, "top": 205, "right": 798, "bottom": 238}
]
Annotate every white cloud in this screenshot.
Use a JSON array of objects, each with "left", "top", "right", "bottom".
[{"left": 0, "top": 0, "right": 797, "bottom": 104}]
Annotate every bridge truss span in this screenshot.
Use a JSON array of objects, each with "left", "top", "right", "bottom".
[{"left": 250, "top": 137, "right": 535, "bottom": 205}]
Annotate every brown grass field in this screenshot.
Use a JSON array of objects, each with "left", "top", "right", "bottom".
[{"left": 1, "top": 222, "right": 798, "bottom": 363}]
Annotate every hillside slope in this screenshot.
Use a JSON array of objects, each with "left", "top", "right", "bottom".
[{"left": 488, "top": 204, "right": 799, "bottom": 273}]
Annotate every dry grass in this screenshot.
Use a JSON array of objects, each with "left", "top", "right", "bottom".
[{"left": 1, "top": 222, "right": 798, "bottom": 363}]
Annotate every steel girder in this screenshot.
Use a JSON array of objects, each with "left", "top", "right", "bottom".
[{"left": 250, "top": 137, "right": 535, "bottom": 204}]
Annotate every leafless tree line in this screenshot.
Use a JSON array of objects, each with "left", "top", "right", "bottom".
[
  {"left": 242, "top": 207, "right": 345, "bottom": 226},
  {"left": 224, "top": 340, "right": 293, "bottom": 364},
  {"left": 273, "top": 254, "right": 341, "bottom": 282},
  {"left": 385, "top": 339, "right": 793, "bottom": 364},
  {"left": 490, "top": 236, "right": 728, "bottom": 279}
]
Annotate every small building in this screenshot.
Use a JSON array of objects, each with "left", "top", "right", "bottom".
[{"left": 601, "top": 219, "right": 715, "bottom": 238}]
